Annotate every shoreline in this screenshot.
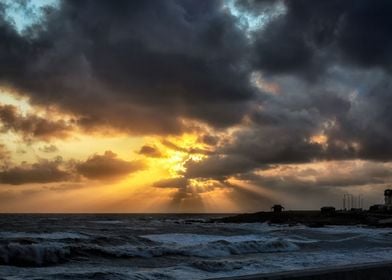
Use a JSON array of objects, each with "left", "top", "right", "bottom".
[{"left": 208, "top": 261, "right": 392, "bottom": 280}]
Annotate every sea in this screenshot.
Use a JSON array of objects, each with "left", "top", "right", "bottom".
[{"left": 1, "top": 214, "right": 392, "bottom": 280}]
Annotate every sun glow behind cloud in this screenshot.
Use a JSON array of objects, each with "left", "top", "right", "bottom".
[
  {"left": 0, "top": 92, "right": 233, "bottom": 212},
  {"left": 0, "top": 88, "right": 384, "bottom": 213}
]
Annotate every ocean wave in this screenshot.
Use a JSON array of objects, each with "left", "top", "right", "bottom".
[
  {"left": 91, "top": 220, "right": 125, "bottom": 225},
  {"left": 75, "top": 237, "right": 299, "bottom": 259},
  {"left": 192, "top": 259, "right": 256, "bottom": 272},
  {"left": 183, "top": 238, "right": 299, "bottom": 257},
  {"left": 0, "top": 231, "right": 89, "bottom": 240},
  {"left": 0, "top": 242, "right": 71, "bottom": 266},
  {"left": 49, "top": 271, "right": 175, "bottom": 280},
  {"left": 74, "top": 244, "right": 177, "bottom": 258},
  {"left": 141, "top": 233, "right": 269, "bottom": 246},
  {"left": 50, "top": 272, "right": 132, "bottom": 280}
]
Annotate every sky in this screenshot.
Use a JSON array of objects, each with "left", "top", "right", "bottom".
[{"left": 0, "top": 0, "right": 391, "bottom": 213}]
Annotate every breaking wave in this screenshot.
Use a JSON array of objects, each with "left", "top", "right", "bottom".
[
  {"left": 192, "top": 260, "right": 256, "bottom": 272},
  {"left": 78, "top": 237, "right": 299, "bottom": 259},
  {"left": 0, "top": 243, "right": 70, "bottom": 266}
]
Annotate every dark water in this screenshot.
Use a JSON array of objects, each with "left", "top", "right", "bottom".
[{"left": 1, "top": 214, "right": 392, "bottom": 279}]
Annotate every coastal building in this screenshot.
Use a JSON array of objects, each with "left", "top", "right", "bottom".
[
  {"left": 271, "top": 204, "right": 284, "bottom": 213},
  {"left": 369, "top": 189, "right": 392, "bottom": 212}
]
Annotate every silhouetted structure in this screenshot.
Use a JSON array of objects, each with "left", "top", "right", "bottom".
[
  {"left": 321, "top": 206, "right": 335, "bottom": 215},
  {"left": 343, "top": 194, "right": 363, "bottom": 210},
  {"left": 271, "top": 204, "right": 284, "bottom": 213},
  {"left": 369, "top": 189, "right": 392, "bottom": 213},
  {"left": 385, "top": 189, "right": 392, "bottom": 209},
  {"left": 369, "top": 204, "right": 386, "bottom": 213}
]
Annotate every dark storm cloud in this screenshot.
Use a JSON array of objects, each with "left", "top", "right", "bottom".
[
  {"left": 183, "top": 69, "right": 392, "bottom": 180},
  {"left": 0, "top": 104, "right": 72, "bottom": 140},
  {"left": 0, "top": 0, "right": 254, "bottom": 134},
  {"left": 241, "top": 162, "right": 392, "bottom": 191},
  {"left": 333, "top": 76, "right": 392, "bottom": 161},
  {"left": 252, "top": 0, "right": 392, "bottom": 76},
  {"left": 0, "top": 158, "right": 69, "bottom": 185},
  {"left": 200, "top": 134, "right": 219, "bottom": 146},
  {"left": 2, "top": 0, "right": 392, "bottom": 193},
  {"left": 75, "top": 151, "right": 145, "bottom": 180},
  {"left": 234, "top": 0, "right": 280, "bottom": 13}
]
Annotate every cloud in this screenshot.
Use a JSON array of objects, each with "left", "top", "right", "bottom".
[
  {"left": 0, "top": 150, "right": 145, "bottom": 185},
  {"left": 39, "top": 144, "right": 59, "bottom": 153},
  {"left": 0, "top": 0, "right": 254, "bottom": 134},
  {"left": 0, "top": 144, "right": 11, "bottom": 168},
  {"left": 45, "top": 183, "right": 85, "bottom": 192},
  {"left": 2, "top": 0, "right": 392, "bottom": 211},
  {"left": 0, "top": 158, "right": 70, "bottom": 185},
  {"left": 153, "top": 177, "right": 188, "bottom": 189},
  {"left": 1, "top": 0, "right": 392, "bottom": 140},
  {"left": 183, "top": 65, "right": 392, "bottom": 183},
  {"left": 200, "top": 134, "right": 219, "bottom": 146},
  {"left": 138, "top": 145, "right": 163, "bottom": 158},
  {"left": 2, "top": 0, "right": 390, "bottom": 160},
  {"left": 75, "top": 150, "right": 145, "bottom": 180},
  {"left": 184, "top": 155, "right": 260, "bottom": 180},
  {"left": 247, "top": 161, "right": 392, "bottom": 190},
  {"left": 251, "top": 0, "right": 392, "bottom": 76},
  {"left": 0, "top": 104, "right": 72, "bottom": 140},
  {"left": 0, "top": 189, "right": 16, "bottom": 203},
  {"left": 161, "top": 139, "right": 213, "bottom": 155}
]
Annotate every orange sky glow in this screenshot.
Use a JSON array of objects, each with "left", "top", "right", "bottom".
[{"left": 0, "top": 90, "right": 387, "bottom": 213}]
